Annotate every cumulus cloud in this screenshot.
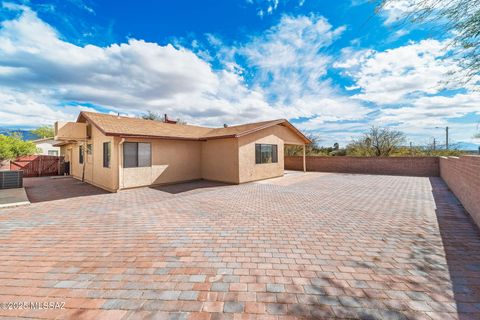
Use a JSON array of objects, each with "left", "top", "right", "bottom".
[
  {"left": 335, "top": 39, "right": 461, "bottom": 104},
  {"left": 0, "top": 4, "right": 282, "bottom": 127},
  {"left": 0, "top": 6, "right": 371, "bottom": 130},
  {"left": 2, "top": 3, "right": 476, "bottom": 145},
  {"left": 335, "top": 38, "right": 480, "bottom": 143},
  {"left": 237, "top": 14, "right": 370, "bottom": 120},
  {"left": 378, "top": 92, "right": 480, "bottom": 125}
]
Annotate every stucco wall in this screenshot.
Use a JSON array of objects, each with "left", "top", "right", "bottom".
[
  {"left": 440, "top": 156, "right": 480, "bottom": 228},
  {"left": 61, "top": 125, "right": 118, "bottom": 191},
  {"left": 121, "top": 138, "right": 202, "bottom": 189},
  {"left": 55, "top": 122, "right": 86, "bottom": 140},
  {"left": 201, "top": 138, "right": 239, "bottom": 183},
  {"left": 238, "top": 125, "right": 305, "bottom": 183},
  {"left": 59, "top": 123, "right": 307, "bottom": 190},
  {"left": 285, "top": 156, "right": 440, "bottom": 177}
]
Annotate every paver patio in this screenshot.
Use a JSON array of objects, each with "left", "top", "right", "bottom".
[{"left": 0, "top": 173, "right": 479, "bottom": 319}]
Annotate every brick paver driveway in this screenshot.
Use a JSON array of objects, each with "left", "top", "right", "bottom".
[{"left": 0, "top": 173, "right": 479, "bottom": 319}]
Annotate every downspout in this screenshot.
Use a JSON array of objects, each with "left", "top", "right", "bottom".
[{"left": 118, "top": 138, "right": 125, "bottom": 190}]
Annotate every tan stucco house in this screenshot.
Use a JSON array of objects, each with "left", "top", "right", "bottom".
[{"left": 54, "top": 112, "right": 310, "bottom": 192}]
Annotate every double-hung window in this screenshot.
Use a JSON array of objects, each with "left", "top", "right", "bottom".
[
  {"left": 255, "top": 144, "right": 278, "bottom": 164},
  {"left": 123, "top": 142, "right": 151, "bottom": 168}
]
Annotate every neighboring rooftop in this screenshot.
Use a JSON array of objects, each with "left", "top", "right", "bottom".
[{"left": 78, "top": 111, "right": 310, "bottom": 142}]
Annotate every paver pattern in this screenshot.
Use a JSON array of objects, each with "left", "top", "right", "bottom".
[{"left": 0, "top": 173, "right": 479, "bottom": 320}]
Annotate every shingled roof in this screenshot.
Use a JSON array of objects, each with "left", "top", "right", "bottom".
[{"left": 78, "top": 112, "right": 310, "bottom": 143}]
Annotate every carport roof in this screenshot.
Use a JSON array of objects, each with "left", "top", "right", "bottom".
[{"left": 78, "top": 111, "right": 311, "bottom": 143}]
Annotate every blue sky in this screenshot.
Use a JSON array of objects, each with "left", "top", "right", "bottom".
[{"left": 0, "top": 0, "right": 479, "bottom": 147}]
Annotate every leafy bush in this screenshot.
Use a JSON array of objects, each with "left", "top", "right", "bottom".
[{"left": 0, "top": 134, "right": 37, "bottom": 161}]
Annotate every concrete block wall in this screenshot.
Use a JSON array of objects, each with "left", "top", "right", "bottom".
[
  {"left": 439, "top": 156, "right": 480, "bottom": 228},
  {"left": 284, "top": 156, "right": 440, "bottom": 177}
]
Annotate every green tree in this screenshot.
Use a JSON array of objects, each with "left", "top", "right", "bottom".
[
  {"left": 0, "top": 134, "right": 37, "bottom": 161},
  {"left": 347, "top": 126, "right": 406, "bottom": 157},
  {"left": 377, "top": 0, "right": 480, "bottom": 82},
  {"left": 30, "top": 125, "right": 54, "bottom": 138}
]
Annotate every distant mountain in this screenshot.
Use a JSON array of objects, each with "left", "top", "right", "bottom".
[
  {"left": 0, "top": 128, "right": 39, "bottom": 141},
  {"left": 451, "top": 141, "right": 480, "bottom": 151}
]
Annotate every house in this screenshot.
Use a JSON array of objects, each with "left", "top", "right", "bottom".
[
  {"left": 54, "top": 112, "right": 310, "bottom": 192},
  {"left": 32, "top": 138, "right": 60, "bottom": 156}
]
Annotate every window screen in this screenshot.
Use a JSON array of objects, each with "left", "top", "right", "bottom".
[
  {"left": 103, "top": 142, "right": 111, "bottom": 168},
  {"left": 123, "top": 142, "right": 138, "bottom": 168},
  {"left": 138, "top": 143, "right": 151, "bottom": 167},
  {"left": 123, "top": 142, "right": 151, "bottom": 168},
  {"left": 255, "top": 144, "right": 278, "bottom": 164}
]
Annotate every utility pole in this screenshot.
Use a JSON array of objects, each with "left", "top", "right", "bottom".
[
  {"left": 435, "top": 126, "right": 449, "bottom": 150},
  {"left": 445, "top": 126, "right": 449, "bottom": 150},
  {"left": 433, "top": 138, "right": 436, "bottom": 151}
]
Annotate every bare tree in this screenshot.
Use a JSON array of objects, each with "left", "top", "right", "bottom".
[
  {"left": 141, "top": 110, "right": 163, "bottom": 121},
  {"left": 347, "top": 126, "right": 406, "bottom": 156},
  {"left": 141, "top": 111, "right": 187, "bottom": 125},
  {"left": 284, "top": 134, "right": 321, "bottom": 156}
]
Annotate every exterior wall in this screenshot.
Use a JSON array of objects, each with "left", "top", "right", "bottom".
[
  {"left": 440, "top": 156, "right": 480, "bottom": 228},
  {"left": 238, "top": 125, "right": 305, "bottom": 183},
  {"left": 35, "top": 141, "right": 60, "bottom": 156},
  {"left": 60, "top": 125, "right": 118, "bottom": 192},
  {"left": 285, "top": 156, "right": 440, "bottom": 177},
  {"left": 121, "top": 138, "right": 202, "bottom": 189},
  {"left": 57, "top": 122, "right": 307, "bottom": 190},
  {"left": 55, "top": 122, "right": 87, "bottom": 140},
  {"left": 88, "top": 126, "right": 118, "bottom": 191},
  {"left": 201, "top": 138, "right": 239, "bottom": 183}
]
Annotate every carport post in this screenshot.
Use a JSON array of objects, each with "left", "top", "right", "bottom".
[{"left": 303, "top": 144, "right": 306, "bottom": 173}]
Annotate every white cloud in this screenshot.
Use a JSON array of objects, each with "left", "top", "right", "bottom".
[
  {"left": 237, "top": 14, "right": 370, "bottom": 119},
  {"left": 247, "top": 0, "right": 305, "bottom": 17},
  {"left": 378, "top": 92, "right": 480, "bottom": 125},
  {"left": 335, "top": 39, "right": 461, "bottom": 104},
  {"left": 333, "top": 38, "right": 480, "bottom": 144},
  {"left": 0, "top": 5, "right": 282, "bottom": 127},
  {"left": 0, "top": 7, "right": 371, "bottom": 131},
  {"left": 380, "top": 0, "right": 415, "bottom": 25}
]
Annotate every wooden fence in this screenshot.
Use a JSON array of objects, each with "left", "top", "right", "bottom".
[{"left": 10, "top": 155, "right": 64, "bottom": 177}]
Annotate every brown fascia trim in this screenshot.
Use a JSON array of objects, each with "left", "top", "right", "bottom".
[
  {"left": 111, "top": 133, "right": 240, "bottom": 141},
  {"left": 110, "top": 133, "right": 203, "bottom": 141},
  {"left": 80, "top": 111, "right": 310, "bottom": 144}
]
